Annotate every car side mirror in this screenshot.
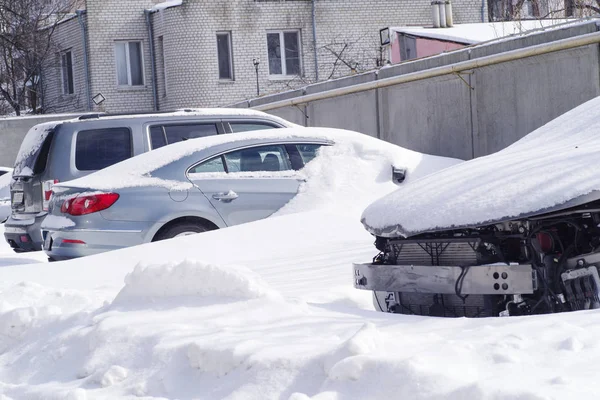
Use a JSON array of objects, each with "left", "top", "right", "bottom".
[{"left": 392, "top": 166, "right": 406, "bottom": 185}]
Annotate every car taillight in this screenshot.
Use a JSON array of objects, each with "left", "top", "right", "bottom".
[
  {"left": 42, "top": 179, "right": 59, "bottom": 211},
  {"left": 60, "top": 193, "right": 119, "bottom": 216}
]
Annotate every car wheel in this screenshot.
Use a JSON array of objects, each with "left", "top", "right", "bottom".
[{"left": 153, "top": 221, "right": 210, "bottom": 241}]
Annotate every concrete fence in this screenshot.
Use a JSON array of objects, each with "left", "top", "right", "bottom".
[{"left": 232, "top": 21, "right": 600, "bottom": 160}]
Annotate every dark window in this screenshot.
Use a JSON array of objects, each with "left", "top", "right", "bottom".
[
  {"left": 229, "top": 122, "right": 278, "bottom": 133},
  {"left": 217, "top": 32, "right": 233, "bottom": 80},
  {"left": 115, "top": 41, "right": 144, "bottom": 86},
  {"left": 267, "top": 31, "right": 301, "bottom": 76},
  {"left": 61, "top": 51, "right": 74, "bottom": 95},
  {"left": 189, "top": 156, "right": 226, "bottom": 174},
  {"left": 75, "top": 128, "right": 132, "bottom": 171},
  {"left": 223, "top": 145, "right": 292, "bottom": 172},
  {"left": 150, "top": 123, "right": 219, "bottom": 149},
  {"left": 296, "top": 144, "right": 322, "bottom": 165}
]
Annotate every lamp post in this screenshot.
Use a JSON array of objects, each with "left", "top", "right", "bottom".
[{"left": 253, "top": 58, "right": 260, "bottom": 97}]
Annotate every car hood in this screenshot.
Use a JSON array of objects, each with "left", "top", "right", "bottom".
[{"left": 361, "top": 95, "right": 600, "bottom": 238}]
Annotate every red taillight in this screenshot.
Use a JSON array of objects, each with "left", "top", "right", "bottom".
[
  {"left": 60, "top": 193, "right": 119, "bottom": 216},
  {"left": 42, "top": 179, "right": 59, "bottom": 211},
  {"left": 536, "top": 232, "right": 554, "bottom": 253},
  {"left": 62, "top": 239, "right": 86, "bottom": 244}
]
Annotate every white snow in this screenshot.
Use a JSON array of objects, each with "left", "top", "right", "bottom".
[
  {"left": 362, "top": 95, "right": 600, "bottom": 237},
  {"left": 148, "top": 0, "right": 182, "bottom": 12},
  {"left": 58, "top": 127, "right": 460, "bottom": 194},
  {"left": 41, "top": 214, "right": 75, "bottom": 229},
  {"left": 13, "top": 121, "right": 60, "bottom": 176},
  {"left": 0, "top": 171, "right": 11, "bottom": 222},
  {"left": 391, "top": 18, "right": 588, "bottom": 45},
  {"left": 1, "top": 112, "right": 598, "bottom": 399}
]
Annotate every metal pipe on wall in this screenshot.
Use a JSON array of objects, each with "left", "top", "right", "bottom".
[
  {"left": 252, "top": 31, "right": 600, "bottom": 111},
  {"left": 76, "top": 10, "right": 92, "bottom": 111},
  {"left": 312, "top": 0, "right": 319, "bottom": 81},
  {"left": 144, "top": 10, "right": 159, "bottom": 112}
]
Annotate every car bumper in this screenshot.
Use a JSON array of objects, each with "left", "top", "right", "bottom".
[
  {"left": 3, "top": 214, "right": 45, "bottom": 252},
  {"left": 42, "top": 227, "right": 148, "bottom": 260}
]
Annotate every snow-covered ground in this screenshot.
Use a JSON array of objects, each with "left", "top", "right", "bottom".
[{"left": 0, "top": 127, "right": 597, "bottom": 399}]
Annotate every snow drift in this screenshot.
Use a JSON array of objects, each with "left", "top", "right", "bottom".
[{"left": 362, "top": 95, "right": 600, "bottom": 237}]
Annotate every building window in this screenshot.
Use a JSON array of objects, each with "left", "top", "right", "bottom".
[
  {"left": 267, "top": 30, "right": 301, "bottom": 77},
  {"left": 217, "top": 32, "right": 233, "bottom": 80},
  {"left": 61, "top": 50, "right": 74, "bottom": 95},
  {"left": 115, "top": 41, "right": 144, "bottom": 86}
]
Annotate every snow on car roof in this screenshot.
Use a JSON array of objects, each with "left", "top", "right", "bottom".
[
  {"left": 362, "top": 95, "right": 600, "bottom": 238},
  {"left": 57, "top": 127, "right": 461, "bottom": 213}
]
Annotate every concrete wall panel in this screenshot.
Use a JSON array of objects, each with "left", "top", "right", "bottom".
[
  {"left": 379, "top": 74, "right": 473, "bottom": 159},
  {"left": 473, "top": 45, "right": 600, "bottom": 156}
]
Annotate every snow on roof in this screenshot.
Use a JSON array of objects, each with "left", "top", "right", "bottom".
[
  {"left": 362, "top": 95, "right": 600, "bottom": 237},
  {"left": 391, "top": 19, "right": 592, "bottom": 45},
  {"left": 148, "top": 0, "right": 182, "bottom": 12}
]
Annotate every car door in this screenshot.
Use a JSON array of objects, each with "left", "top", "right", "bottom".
[{"left": 187, "top": 144, "right": 301, "bottom": 226}]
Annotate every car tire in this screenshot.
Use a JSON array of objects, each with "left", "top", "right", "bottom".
[{"left": 153, "top": 221, "right": 210, "bottom": 242}]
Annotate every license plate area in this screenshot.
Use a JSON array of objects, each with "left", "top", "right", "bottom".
[{"left": 11, "top": 191, "right": 23, "bottom": 206}]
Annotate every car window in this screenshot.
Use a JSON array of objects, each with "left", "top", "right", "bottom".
[
  {"left": 189, "top": 156, "right": 226, "bottom": 173},
  {"left": 75, "top": 128, "right": 132, "bottom": 171},
  {"left": 296, "top": 144, "right": 322, "bottom": 165},
  {"left": 150, "top": 123, "right": 218, "bottom": 149},
  {"left": 224, "top": 145, "right": 292, "bottom": 172},
  {"left": 229, "top": 122, "right": 278, "bottom": 133}
]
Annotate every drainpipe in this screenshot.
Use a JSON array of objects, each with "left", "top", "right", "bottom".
[
  {"left": 312, "top": 0, "right": 319, "bottom": 81},
  {"left": 482, "top": 0, "right": 486, "bottom": 21},
  {"left": 76, "top": 10, "right": 92, "bottom": 111},
  {"left": 144, "top": 9, "right": 159, "bottom": 111}
]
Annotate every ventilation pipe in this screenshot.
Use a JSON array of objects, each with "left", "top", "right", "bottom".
[
  {"left": 445, "top": 1, "right": 454, "bottom": 27},
  {"left": 432, "top": 1, "right": 454, "bottom": 28},
  {"left": 431, "top": 1, "right": 441, "bottom": 28},
  {"left": 439, "top": 2, "right": 447, "bottom": 28}
]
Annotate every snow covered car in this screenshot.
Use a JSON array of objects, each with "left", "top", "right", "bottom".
[
  {"left": 41, "top": 127, "right": 460, "bottom": 260},
  {"left": 355, "top": 96, "right": 600, "bottom": 317}
]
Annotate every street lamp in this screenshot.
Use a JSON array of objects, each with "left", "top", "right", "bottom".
[{"left": 253, "top": 58, "right": 260, "bottom": 97}]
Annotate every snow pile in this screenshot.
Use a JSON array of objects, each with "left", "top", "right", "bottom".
[
  {"left": 113, "top": 259, "right": 276, "bottom": 305},
  {"left": 278, "top": 133, "right": 458, "bottom": 216},
  {"left": 362, "top": 95, "right": 600, "bottom": 237}
]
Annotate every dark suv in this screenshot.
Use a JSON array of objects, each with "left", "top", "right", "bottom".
[{"left": 4, "top": 109, "right": 294, "bottom": 252}]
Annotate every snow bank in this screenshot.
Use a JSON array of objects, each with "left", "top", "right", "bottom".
[
  {"left": 277, "top": 132, "right": 459, "bottom": 216},
  {"left": 113, "top": 259, "right": 275, "bottom": 305},
  {"left": 362, "top": 95, "right": 600, "bottom": 237}
]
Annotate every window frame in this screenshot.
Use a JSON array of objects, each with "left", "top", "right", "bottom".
[
  {"left": 186, "top": 141, "right": 331, "bottom": 178},
  {"left": 60, "top": 50, "right": 74, "bottom": 95},
  {"left": 266, "top": 29, "right": 302, "bottom": 78},
  {"left": 216, "top": 31, "right": 234, "bottom": 81},
  {"left": 146, "top": 121, "right": 225, "bottom": 150},
  {"left": 114, "top": 40, "right": 145, "bottom": 87}
]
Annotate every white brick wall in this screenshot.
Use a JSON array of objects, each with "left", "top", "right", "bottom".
[{"left": 45, "top": 0, "right": 487, "bottom": 113}]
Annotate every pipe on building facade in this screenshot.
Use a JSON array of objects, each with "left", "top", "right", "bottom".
[
  {"left": 312, "top": 0, "right": 319, "bottom": 81},
  {"left": 253, "top": 31, "right": 600, "bottom": 111},
  {"left": 76, "top": 10, "right": 92, "bottom": 111},
  {"left": 144, "top": 9, "right": 159, "bottom": 111}
]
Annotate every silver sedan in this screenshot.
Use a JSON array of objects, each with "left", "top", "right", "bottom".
[{"left": 41, "top": 132, "right": 332, "bottom": 260}]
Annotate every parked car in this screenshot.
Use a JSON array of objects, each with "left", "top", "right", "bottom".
[
  {"left": 354, "top": 95, "right": 600, "bottom": 318},
  {"left": 41, "top": 127, "right": 460, "bottom": 260},
  {"left": 4, "top": 109, "right": 294, "bottom": 252}
]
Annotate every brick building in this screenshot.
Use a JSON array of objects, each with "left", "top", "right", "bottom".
[{"left": 42, "top": 0, "right": 488, "bottom": 113}]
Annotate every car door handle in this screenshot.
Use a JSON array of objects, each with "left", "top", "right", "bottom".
[{"left": 212, "top": 190, "right": 239, "bottom": 202}]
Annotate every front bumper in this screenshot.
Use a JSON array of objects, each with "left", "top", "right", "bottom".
[
  {"left": 3, "top": 214, "right": 45, "bottom": 252},
  {"left": 353, "top": 263, "right": 536, "bottom": 295}
]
